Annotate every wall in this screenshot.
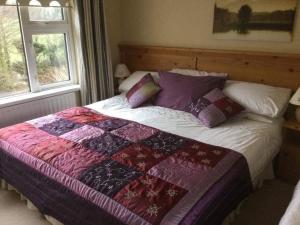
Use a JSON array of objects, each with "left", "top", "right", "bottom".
[
  {"left": 118, "top": 0, "right": 300, "bottom": 54},
  {"left": 105, "top": 0, "right": 122, "bottom": 68}
]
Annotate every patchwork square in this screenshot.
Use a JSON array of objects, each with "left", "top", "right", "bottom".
[
  {"left": 49, "top": 146, "right": 106, "bottom": 178},
  {"left": 26, "top": 137, "right": 77, "bottom": 162},
  {"left": 89, "top": 118, "right": 129, "bottom": 131},
  {"left": 1, "top": 124, "right": 57, "bottom": 154},
  {"left": 56, "top": 107, "right": 109, "bottom": 123},
  {"left": 0, "top": 123, "right": 38, "bottom": 141},
  {"left": 214, "top": 97, "right": 243, "bottom": 118},
  {"left": 111, "top": 123, "right": 158, "bottom": 142},
  {"left": 39, "top": 118, "right": 83, "bottom": 136},
  {"left": 81, "top": 133, "right": 132, "bottom": 156},
  {"left": 142, "top": 132, "right": 186, "bottom": 155},
  {"left": 198, "top": 104, "right": 226, "bottom": 127},
  {"left": 79, "top": 159, "right": 142, "bottom": 197},
  {"left": 187, "top": 97, "right": 211, "bottom": 117},
  {"left": 148, "top": 156, "right": 210, "bottom": 190},
  {"left": 174, "top": 141, "right": 229, "bottom": 168},
  {"left": 60, "top": 125, "right": 105, "bottom": 144},
  {"left": 27, "top": 114, "right": 61, "bottom": 128},
  {"left": 112, "top": 144, "right": 167, "bottom": 172},
  {"left": 114, "top": 174, "right": 187, "bottom": 224}
]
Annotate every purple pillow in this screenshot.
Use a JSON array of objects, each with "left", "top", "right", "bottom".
[
  {"left": 154, "top": 71, "right": 227, "bottom": 111},
  {"left": 126, "top": 74, "right": 161, "bottom": 108},
  {"left": 188, "top": 88, "right": 244, "bottom": 128}
]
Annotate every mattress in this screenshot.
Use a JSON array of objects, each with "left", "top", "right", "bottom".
[
  {"left": 280, "top": 181, "right": 300, "bottom": 225},
  {"left": 87, "top": 94, "right": 283, "bottom": 184}
]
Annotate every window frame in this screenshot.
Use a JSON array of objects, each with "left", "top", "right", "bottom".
[{"left": 4, "top": 6, "right": 76, "bottom": 95}]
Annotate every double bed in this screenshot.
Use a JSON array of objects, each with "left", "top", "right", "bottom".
[
  {"left": 1, "top": 45, "right": 300, "bottom": 225},
  {"left": 0, "top": 98, "right": 280, "bottom": 225}
]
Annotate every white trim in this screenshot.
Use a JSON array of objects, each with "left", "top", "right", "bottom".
[
  {"left": 1, "top": 0, "right": 72, "bottom": 7},
  {"left": 0, "top": 84, "right": 80, "bottom": 109},
  {"left": 0, "top": 5, "right": 78, "bottom": 100},
  {"left": 19, "top": 6, "right": 76, "bottom": 91},
  {"left": 0, "top": 6, "right": 77, "bottom": 97}
]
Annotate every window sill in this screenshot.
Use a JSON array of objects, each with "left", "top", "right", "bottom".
[{"left": 0, "top": 85, "right": 80, "bottom": 109}]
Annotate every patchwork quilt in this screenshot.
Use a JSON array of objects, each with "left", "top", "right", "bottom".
[{"left": 0, "top": 107, "right": 253, "bottom": 225}]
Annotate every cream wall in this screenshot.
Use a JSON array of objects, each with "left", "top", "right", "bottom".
[
  {"left": 119, "top": 0, "right": 300, "bottom": 54},
  {"left": 105, "top": 0, "right": 122, "bottom": 68},
  {"left": 105, "top": 0, "right": 300, "bottom": 68}
]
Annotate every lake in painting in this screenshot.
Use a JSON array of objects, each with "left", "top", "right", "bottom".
[{"left": 213, "top": 0, "right": 298, "bottom": 42}]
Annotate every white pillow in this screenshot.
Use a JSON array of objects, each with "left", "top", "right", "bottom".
[
  {"left": 237, "top": 112, "right": 277, "bottom": 123},
  {"left": 118, "top": 71, "right": 159, "bottom": 92},
  {"left": 170, "top": 68, "right": 228, "bottom": 77},
  {"left": 223, "top": 80, "right": 291, "bottom": 118}
]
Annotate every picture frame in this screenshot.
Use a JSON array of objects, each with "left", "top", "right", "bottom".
[{"left": 213, "top": 0, "right": 298, "bottom": 42}]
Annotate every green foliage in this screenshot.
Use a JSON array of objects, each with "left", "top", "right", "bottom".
[
  {"left": 0, "top": 6, "right": 27, "bottom": 94},
  {"left": 0, "top": 7, "right": 68, "bottom": 96},
  {"left": 237, "top": 5, "right": 253, "bottom": 34},
  {"left": 33, "top": 34, "right": 69, "bottom": 85},
  {"left": 238, "top": 5, "right": 253, "bottom": 24}
]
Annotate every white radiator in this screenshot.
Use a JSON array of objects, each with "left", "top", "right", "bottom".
[{"left": 0, "top": 91, "right": 81, "bottom": 128}]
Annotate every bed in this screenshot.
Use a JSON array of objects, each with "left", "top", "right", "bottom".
[
  {"left": 0, "top": 98, "right": 281, "bottom": 225},
  {"left": 1, "top": 45, "right": 300, "bottom": 225}
]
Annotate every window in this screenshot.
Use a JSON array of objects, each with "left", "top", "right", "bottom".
[
  {"left": 0, "top": 6, "right": 30, "bottom": 97},
  {"left": 32, "top": 33, "right": 70, "bottom": 85},
  {"left": 0, "top": 3, "right": 75, "bottom": 98}
]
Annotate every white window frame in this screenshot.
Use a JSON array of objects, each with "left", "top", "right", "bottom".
[{"left": 18, "top": 6, "right": 76, "bottom": 93}]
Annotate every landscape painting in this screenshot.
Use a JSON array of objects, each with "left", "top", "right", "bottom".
[{"left": 213, "top": 0, "right": 298, "bottom": 42}]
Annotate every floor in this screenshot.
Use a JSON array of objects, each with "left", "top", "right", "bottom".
[
  {"left": 231, "top": 179, "right": 294, "bottom": 225},
  {"left": 0, "top": 179, "right": 294, "bottom": 225}
]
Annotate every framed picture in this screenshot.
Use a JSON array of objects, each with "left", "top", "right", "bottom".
[{"left": 213, "top": 0, "right": 298, "bottom": 42}]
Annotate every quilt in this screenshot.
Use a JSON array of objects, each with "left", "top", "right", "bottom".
[{"left": 0, "top": 107, "right": 253, "bottom": 225}]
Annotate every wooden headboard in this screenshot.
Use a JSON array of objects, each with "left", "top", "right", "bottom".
[{"left": 120, "top": 44, "right": 300, "bottom": 91}]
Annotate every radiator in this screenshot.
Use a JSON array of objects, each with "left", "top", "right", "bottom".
[{"left": 0, "top": 91, "right": 81, "bottom": 128}]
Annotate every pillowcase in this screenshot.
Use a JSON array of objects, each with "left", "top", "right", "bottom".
[
  {"left": 119, "top": 71, "right": 159, "bottom": 92},
  {"left": 223, "top": 80, "right": 292, "bottom": 118},
  {"left": 126, "top": 74, "right": 161, "bottom": 108},
  {"left": 242, "top": 113, "right": 277, "bottom": 123},
  {"left": 154, "top": 71, "right": 227, "bottom": 112},
  {"left": 187, "top": 88, "right": 244, "bottom": 128},
  {"left": 170, "top": 68, "right": 228, "bottom": 77}
]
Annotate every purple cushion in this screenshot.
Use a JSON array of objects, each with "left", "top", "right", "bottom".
[
  {"left": 126, "top": 74, "right": 161, "bottom": 108},
  {"left": 154, "top": 72, "right": 227, "bottom": 111},
  {"left": 187, "top": 88, "right": 244, "bottom": 128}
]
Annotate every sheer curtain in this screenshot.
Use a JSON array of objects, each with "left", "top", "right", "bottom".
[{"left": 74, "top": 0, "right": 114, "bottom": 105}]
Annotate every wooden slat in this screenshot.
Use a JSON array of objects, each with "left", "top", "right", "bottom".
[
  {"left": 196, "top": 50, "right": 300, "bottom": 90},
  {"left": 120, "top": 45, "right": 197, "bottom": 72},
  {"left": 119, "top": 44, "right": 300, "bottom": 91}
]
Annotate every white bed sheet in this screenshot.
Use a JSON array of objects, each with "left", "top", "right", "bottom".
[{"left": 87, "top": 94, "right": 283, "bottom": 184}]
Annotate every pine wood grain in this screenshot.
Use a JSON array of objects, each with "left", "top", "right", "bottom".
[{"left": 120, "top": 44, "right": 300, "bottom": 90}]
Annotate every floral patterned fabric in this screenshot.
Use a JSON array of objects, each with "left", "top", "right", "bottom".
[
  {"left": 79, "top": 159, "right": 142, "bottom": 197},
  {"left": 0, "top": 107, "right": 252, "bottom": 225}
]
